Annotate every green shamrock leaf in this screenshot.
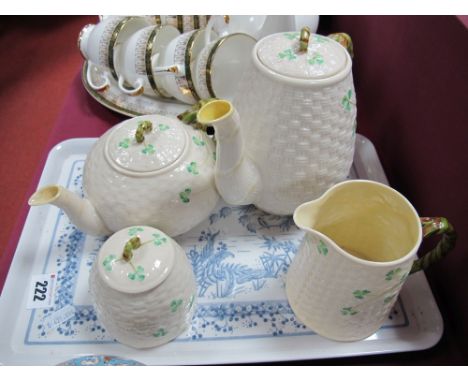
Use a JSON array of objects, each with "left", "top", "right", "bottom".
[
  {"left": 284, "top": 32, "right": 300, "bottom": 40},
  {"left": 159, "top": 123, "right": 170, "bottom": 131},
  {"left": 192, "top": 136, "right": 206, "bottom": 146},
  {"left": 179, "top": 188, "right": 192, "bottom": 203},
  {"left": 384, "top": 293, "right": 398, "bottom": 305},
  {"left": 353, "top": 289, "right": 371, "bottom": 299},
  {"left": 186, "top": 161, "right": 199, "bottom": 175},
  {"left": 385, "top": 268, "right": 402, "bottom": 281},
  {"left": 128, "top": 227, "right": 144, "bottom": 236},
  {"left": 341, "top": 307, "right": 358, "bottom": 316},
  {"left": 102, "top": 255, "right": 117, "bottom": 272},
  {"left": 317, "top": 240, "right": 328, "bottom": 256},
  {"left": 141, "top": 144, "right": 155, "bottom": 155},
  {"left": 278, "top": 48, "right": 297, "bottom": 61},
  {"left": 152, "top": 233, "right": 167, "bottom": 246},
  {"left": 128, "top": 265, "right": 145, "bottom": 282},
  {"left": 341, "top": 89, "right": 354, "bottom": 111},
  {"left": 307, "top": 53, "right": 324, "bottom": 65},
  {"left": 118, "top": 138, "right": 131, "bottom": 149},
  {"left": 153, "top": 328, "right": 167, "bottom": 337},
  {"left": 170, "top": 299, "right": 183, "bottom": 313}
]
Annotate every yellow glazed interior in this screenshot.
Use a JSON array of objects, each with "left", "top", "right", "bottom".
[{"left": 296, "top": 181, "right": 421, "bottom": 262}]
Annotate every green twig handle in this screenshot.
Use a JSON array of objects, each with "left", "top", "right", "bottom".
[{"left": 410, "top": 217, "right": 457, "bottom": 274}]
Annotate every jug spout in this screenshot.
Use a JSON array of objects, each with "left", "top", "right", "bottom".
[
  {"left": 28, "top": 185, "right": 111, "bottom": 236},
  {"left": 197, "top": 99, "right": 261, "bottom": 206},
  {"left": 293, "top": 198, "right": 324, "bottom": 233}
]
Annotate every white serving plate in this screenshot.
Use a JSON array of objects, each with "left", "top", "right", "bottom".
[
  {"left": 82, "top": 61, "right": 189, "bottom": 117},
  {"left": 0, "top": 135, "right": 443, "bottom": 365}
]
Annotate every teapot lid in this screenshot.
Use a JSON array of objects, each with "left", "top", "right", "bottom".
[
  {"left": 105, "top": 115, "right": 187, "bottom": 176},
  {"left": 97, "top": 226, "right": 175, "bottom": 294},
  {"left": 256, "top": 30, "right": 348, "bottom": 80}
]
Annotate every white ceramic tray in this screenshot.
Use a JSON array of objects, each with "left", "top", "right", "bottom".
[{"left": 0, "top": 135, "right": 443, "bottom": 365}]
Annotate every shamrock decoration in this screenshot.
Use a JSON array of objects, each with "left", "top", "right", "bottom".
[
  {"left": 170, "top": 299, "right": 183, "bottom": 313},
  {"left": 152, "top": 233, "right": 167, "bottom": 246},
  {"left": 141, "top": 144, "right": 155, "bottom": 155},
  {"left": 284, "top": 32, "right": 300, "bottom": 40},
  {"left": 385, "top": 268, "right": 402, "bottom": 281},
  {"left": 307, "top": 53, "right": 324, "bottom": 65},
  {"left": 341, "top": 89, "right": 354, "bottom": 111},
  {"left": 128, "top": 265, "right": 145, "bottom": 282},
  {"left": 353, "top": 289, "right": 371, "bottom": 300},
  {"left": 159, "top": 123, "right": 170, "bottom": 131},
  {"left": 153, "top": 328, "right": 168, "bottom": 337},
  {"left": 192, "top": 136, "right": 206, "bottom": 146},
  {"left": 128, "top": 227, "right": 144, "bottom": 236},
  {"left": 102, "top": 255, "right": 117, "bottom": 272},
  {"left": 278, "top": 48, "right": 297, "bottom": 61},
  {"left": 341, "top": 307, "right": 358, "bottom": 316},
  {"left": 384, "top": 293, "right": 397, "bottom": 305},
  {"left": 317, "top": 240, "right": 328, "bottom": 256},
  {"left": 179, "top": 188, "right": 192, "bottom": 203},
  {"left": 186, "top": 161, "right": 199, "bottom": 175},
  {"left": 118, "top": 138, "right": 131, "bottom": 149}
]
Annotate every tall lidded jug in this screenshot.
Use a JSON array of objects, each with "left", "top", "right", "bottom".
[{"left": 227, "top": 28, "right": 357, "bottom": 215}]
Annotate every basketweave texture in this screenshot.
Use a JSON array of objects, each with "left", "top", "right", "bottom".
[
  {"left": 233, "top": 63, "right": 357, "bottom": 215},
  {"left": 83, "top": 116, "right": 219, "bottom": 237},
  {"left": 286, "top": 233, "right": 413, "bottom": 341},
  {"left": 89, "top": 244, "right": 197, "bottom": 349}
]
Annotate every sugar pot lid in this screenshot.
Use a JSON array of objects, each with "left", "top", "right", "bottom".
[
  {"left": 97, "top": 226, "right": 175, "bottom": 294},
  {"left": 256, "top": 27, "right": 348, "bottom": 80}
]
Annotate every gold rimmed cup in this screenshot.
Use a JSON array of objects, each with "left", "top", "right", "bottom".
[
  {"left": 194, "top": 33, "right": 256, "bottom": 100},
  {"left": 153, "top": 28, "right": 213, "bottom": 104}
]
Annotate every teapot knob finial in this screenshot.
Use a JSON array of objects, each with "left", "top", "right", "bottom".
[{"left": 299, "top": 26, "right": 311, "bottom": 52}]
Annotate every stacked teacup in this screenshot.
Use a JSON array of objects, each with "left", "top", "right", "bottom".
[{"left": 78, "top": 15, "right": 257, "bottom": 104}]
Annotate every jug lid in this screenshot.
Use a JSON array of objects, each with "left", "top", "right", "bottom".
[
  {"left": 105, "top": 115, "right": 187, "bottom": 175},
  {"left": 97, "top": 226, "right": 175, "bottom": 294},
  {"left": 256, "top": 30, "right": 348, "bottom": 80}
]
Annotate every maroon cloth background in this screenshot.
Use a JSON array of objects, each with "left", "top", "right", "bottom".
[{"left": 0, "top": 16, "right": 467, "bottom": 364}]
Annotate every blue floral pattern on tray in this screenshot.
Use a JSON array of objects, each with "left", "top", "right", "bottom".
[{"left": 24, "top": 160, "right": 409, "bottom": 345}]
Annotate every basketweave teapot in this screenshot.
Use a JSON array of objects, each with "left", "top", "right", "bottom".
[
  {"left": 197, "top": 28, "right": 357, "bottom": 215},
  {"left": 28, "top": 115, "right": 218, "bottom": 237}
]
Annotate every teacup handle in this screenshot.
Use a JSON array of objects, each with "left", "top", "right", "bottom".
[
  {"left": 152, "top": 64, "right": 185, "bottom": 77},
  {"left": 117, "top": 76, "right": 144, "bottom": 96},
  {"left": 410, "top": 217, "right": 457, "bottom": 274},
  {"left": 86, "top": 62, "right": 110, "bottom": 92}
]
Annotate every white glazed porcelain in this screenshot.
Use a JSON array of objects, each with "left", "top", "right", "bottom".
[
  {"left": 193, "top": 33, "right": 256, "bottom": 100},
  {"left": 118, "top": 25, "right": 180, "bottom": 98},
  {"left": 286, "top": 180, "right": 455, "bottom": 341},
  {"left": 28, "top": 115, "right": 219, "bottom": 237},
  {"left": 89, "top": 225, "right": 197, "bottom": 349},
  {"left": 78, "top": 16, "right": 153, "bottom": 96},
  {"left": 205, "top": 15, "right": 319, "bottom": 43},
  {"left": 78, "top": 17, "right": 127, "bottom": 91},
  {"left": 154, "top": 29, "right": 214, "bottom": 104},
  {"left": 197, "top": 32, "right": 356, "bottom": 215},
  {"left": 152, "top": 15, "right": 210, "bottom": 33}
]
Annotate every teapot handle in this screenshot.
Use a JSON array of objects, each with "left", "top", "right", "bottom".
[{"left": 410, "top": 217, "right": 457, "bottom": 274}]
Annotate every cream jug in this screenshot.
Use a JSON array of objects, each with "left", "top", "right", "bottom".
[
  {"left": 286, "top": 180, "right": 457, "bottom": 341},
  {"left": 197, "top": 28, "right": 356, "bottom": 215}
]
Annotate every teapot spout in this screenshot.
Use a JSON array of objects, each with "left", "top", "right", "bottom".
[
  {"left": 197, "top": 99, "right": 261, "bottom": 206},
  {"left": 28, "top": 185, "right": 111, "bottom": 236}
]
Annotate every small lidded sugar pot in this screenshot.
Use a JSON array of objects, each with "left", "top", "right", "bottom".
[{"left": 89, "top": 226, "right": 197, "bottom": 349}]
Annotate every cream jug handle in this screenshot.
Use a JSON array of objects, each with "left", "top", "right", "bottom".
[{"left": 410, "top": 217, "right": 457, "bottom": 274}]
